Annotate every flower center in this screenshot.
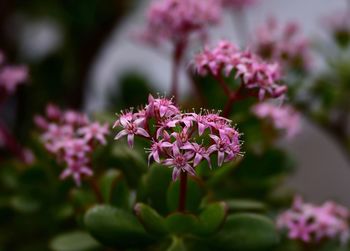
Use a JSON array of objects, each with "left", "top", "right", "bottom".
[{"left": 174, "top": 155, "right": 186, "bottom": 167}]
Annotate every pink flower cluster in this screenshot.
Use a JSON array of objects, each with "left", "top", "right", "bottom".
[
  {"left": 0, "top": 51, "right": 28, "bottom": 95},
  {"left": 252, "top": 102, "right": 301, "bottom": 139},
  {"left": 139, "top": 0, "right": 221, "bottom": 46},
  {"left": 113, "top": 94, "right": 241, "bottom": 181},
  {"left": 252, "top": 18, "right": 311, "bottom": 72},
  {"left": 35, "top": 104, "right": 110, "bottom": 186},
  {"left": 221, "top": 0, "right": 258, "bottom": 10},
  {"left": 277, "top": 197, "right": 350, "bottom": 244},
  {"left": 194, "top": 40, "right": 286, "bottom": 100}
]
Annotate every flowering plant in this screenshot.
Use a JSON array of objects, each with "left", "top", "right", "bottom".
[{"left": 1, "top": 1, "right": 350, "bottom": 251}]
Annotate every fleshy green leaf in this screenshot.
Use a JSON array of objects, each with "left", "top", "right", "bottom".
[
  {"left": 10, "top": 195, "right": 40, "bottom": 213},
  {"left": 99, "top": 169, "right": 129, "bottom": 209},
  {"left": 226, "top": 199, "right": 267, "bottom": 213},
  {"left": 134, "top": 203, "right": 168, "bottom": 236},
  {"left": 99, "top": 169, "right": 123, "bottom": 202},
  {"left": 84, "top": 205, "right": 155, "bottom": 249},
  {"left": 111, "top": 144, "right": 148, "bottom": 187},
  {"left": 165, "top": 213, "right": 198, "bottom": 234},
  {"left": 50, "top": 231, "right": 101, "bottom": 251},
  {"left": 209, "top": 213, "right": 279, "bottom": 251},
  {"left": 167, "top": 236, "right": 187, "bottom": 251},
  {"left": 138, "top": 164, "right": 172, "bottom": 215},
  {"left": 194, "top": 202, "right": 228, "bottom": 236}
]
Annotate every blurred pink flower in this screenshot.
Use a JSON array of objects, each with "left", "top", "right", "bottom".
[
  {"left": 323, "top": 10, "right": 350, "bottom": 47},
  {"left": 0, "top": 65, "right": 28, "bottom": 94},
  {"left": 138, "top": 0, "right": 222, "bottom": 46},
  {"left": 36, "top": 104, "right": 110, "bottom": 186},
  {"left": 252, "top": 102, "right": 301, "bottom": 139},
  {"left": 78, "top": 122, "right": 110, "bottom": 145},
  {"left": 60, "top": 157, "right": 93, "bottom": 187},
  {"left": 252, "top": 17, "right": 312, "bottom": 72},
  {"left": 277, "top": 197, "right": 350, "bottom": 244}
]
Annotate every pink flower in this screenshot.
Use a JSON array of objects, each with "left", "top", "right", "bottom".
[
  {"left": 113, "top": 95, "right": 242, "bottom": 181},
  {"left": 63, "top": 139, "right": 91, "bottom": 159},
  {"left": 194, "top": 40, "right": 239, "bottom": 76},
  {"left": 60, "top": 157, "right": 93, "bottom": 187},
  {"left": 277, "top": 197, "right": 350, "bottom": 244},
  {"left": 182, "top": 142, "right": 211, "bottom": 168},
  {"left": 42, "top": 124, "right": 74, "bottom": 153},
  {"left": 163, "top": 144, "right": 195, "bottom": 181},
  {"left": 114, "top": 118, "right": 150, "bottom": 148},
  {"left": 194, "top": 40, "right": 286, "bottom": 100},
  {"left": 208, "top": 134, "right": 239, "bottom": 166},
  {"left": 287, "top": 216, "right": 314, "bottom": 242},
  {"left": 64, "top": 111, "right": 89, "bottom": 126},
  {"left": 252, "top": 102, "right": 301, "bottom": 139},
  {"left": 0, "top": 66, "right": 28, "bottom": 94},
  {"left": 78, "top": 122, "right": 110, "bottom": 145},
  {"left": 146, "top": 94, "right": 180, "bottom": 118},
  {"left": 138, "top": 0, "right": 221, "bottom": 46},
  {"left": 46, "top": 104, "right": 62, "bottom": 120},
  {"left": 147, "top": 140, "right": 173, "bottom": 165},
  {"left": 36, "top": 104, "right": 109, "bottom": 186},
  {"left": 252, "top": 17, "right": 312, "bottom": 72},
  {"left": 187, "top": 112, "right": 210, "bottom": 136}
]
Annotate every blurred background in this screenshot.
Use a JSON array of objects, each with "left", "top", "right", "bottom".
[{"left": 1, "top": 0, "right": 349, "bottom": 205}]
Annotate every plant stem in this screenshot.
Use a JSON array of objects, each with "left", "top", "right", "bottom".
[
  {"left": 0, "top": 120, "right": 28, "bottom": 164},
  {"left": 223, "top": 84, "right": 246, "bottom": 117},
  {"left": 213, "top": 75, "right": 231, "bottom": 97},
  {"left": 89, "top": 178, "right": 104, "bottom": 203},
  {"left": 171, "top": 42, "right": 186, "bottom": 103},
  {"left": 178, "top": 171, "right": 188, "bottom": 212},
  {"left": 187, "top": 68, "right": 207, "bottom": 106}
]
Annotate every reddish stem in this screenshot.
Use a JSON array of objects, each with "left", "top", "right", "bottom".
[
  {"left": 171, "top": 41, "right": 186, "bottom": 103},
  {"left": 213, "top": 74, "right": 231, "bottom": 97},
  {"left": 0, "top": 120, "right": 29, "bottom": 164},
  {"left": 88, "top": 178, "right": 103, "bottom": 203},
  {"left": 186, "top": 68, "right": 207, "bottom": 106},
  {"left": 178, "top": 171, "right": 188, "bottom": 212},
  {"left": 222, "top": 85, "right": 245, "bottom": 117}
]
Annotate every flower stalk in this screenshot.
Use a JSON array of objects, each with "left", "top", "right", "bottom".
[
  {"left": 178, "top": 171, "right": 188, "bottom": 212},
  {"left": 171, "top": 42, "right": 186, "bottom": 103}
]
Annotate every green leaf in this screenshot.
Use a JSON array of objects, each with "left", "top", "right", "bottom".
[
  {"left": 194, "top": 202, "right": 228, "bottom": 236},
  {"left": 138, "top": 164, "right": 172, "bottom": 215},
  {"left": 99, "top": 169, "right": 123, "bottom": 202},
  {"left": 84, "top": 205, "right": 155, "bottom": 249},
  {"left": 111, "top": 144, "right": 148, "bottom": 187},
  {"left": 134, "top": 203, "right": 168, "bottom": 236},
  {"left": 226, "top": 199, "right": 267, "bottom": 213},
  {"left": 99, "top": 169, "right": 129, "bottom": 209},
  {"left": 209, "top": 213, "right": 279, "bottom": 251},
  {"left": 70, "top": 189, "right": 95, "bottom": 209},
  {"left": 50, "top": 231, "right": 101, "bottom": 251},
  {"left": 167, "top": 177, "right": 204, "bottom": 213},
  {"left": 167, "top": 236, "right": 187, "bottom": 251},
  {"left": 165, "top": 213, "right": 198, "bottom": 234},
  {"left": 10, "top": 195, "right": 40, "bottom": 213}
]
